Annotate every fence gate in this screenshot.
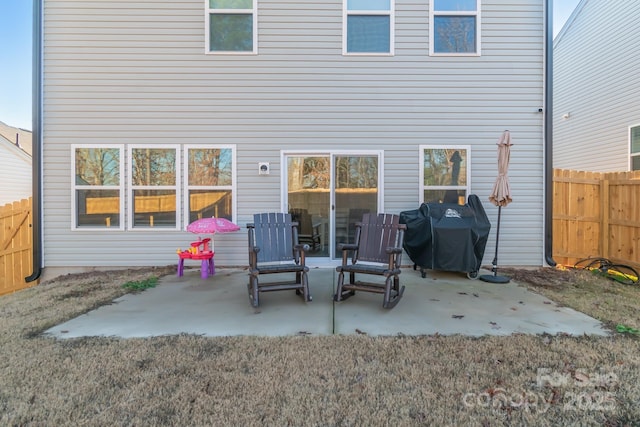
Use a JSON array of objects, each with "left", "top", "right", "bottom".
[{"left": 0, "top": 198, "right": 36, "bottom": 296}]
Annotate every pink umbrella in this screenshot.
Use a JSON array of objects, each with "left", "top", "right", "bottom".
[
  {"left": 187, "top": 217, "right": 240, "bottom": 235},
  {"left": 187, "top": 217, "right": 240, "bottom": 253}
]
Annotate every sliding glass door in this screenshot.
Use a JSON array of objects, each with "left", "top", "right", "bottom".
[{"left": 285, "top": 152, "right": 380, "bottom": 260}]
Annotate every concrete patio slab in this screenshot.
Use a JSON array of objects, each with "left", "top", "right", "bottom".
[
  {"left": 45, "top": 267, "right": 609, "bottom": 339},
  {"left": 333, "top": 271, "right": 607, "bottom": 336}
]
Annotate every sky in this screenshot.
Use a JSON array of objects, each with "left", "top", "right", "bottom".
[{"left": 0, "top": 1, "right": 581, "bottom": 132}]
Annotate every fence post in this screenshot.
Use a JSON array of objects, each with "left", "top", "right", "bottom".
[{"left": 600, "top": 177, "right": 609, "bottom": 260}]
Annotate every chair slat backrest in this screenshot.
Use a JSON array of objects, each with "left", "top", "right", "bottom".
[
  {"left": 253, "top": 213, "right": 296, "bottom": 263},
  {"left": 357, "top": 213, "right": 402, "bottom": 263}
]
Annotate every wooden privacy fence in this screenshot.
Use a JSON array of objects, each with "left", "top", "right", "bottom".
[
  {"left": 0, "top": 198, "right": 36, "bottom": 296},
  {"left": 553, "top": 169, "right": 640, "bottom": 269}
]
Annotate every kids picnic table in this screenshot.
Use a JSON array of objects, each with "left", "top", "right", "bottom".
[{"left": 177, "top": 238, "right": 215, "bottom": 279}]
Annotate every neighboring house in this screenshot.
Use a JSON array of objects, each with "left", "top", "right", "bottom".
[
  {"left": 0, "top": 122, "right": 32, "bottom": 206},
  {"left": 554, "top": 0, "right": 640, "bottom": 172},
  {"left": 34, "top": 0, "right": 552, "bottom": 273}
]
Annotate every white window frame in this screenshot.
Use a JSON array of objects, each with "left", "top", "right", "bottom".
[
  {"left": 71, "top": 144, "right": 125, "bottom": 231},
  {"left": 343, "top": 0, "right": 395, "bottom": 56},
  {"left": 630, "top": 124, "right": 640, "bottom": 171},
  {"left": 205, "top": 0, "right": 258, "bottom": 55},
  {"left": 183, "top": 144, "right": 237, "bottom": 227},
  {"left": 419, "top": 145, "right": 471, "bottom": 204},
  {"left": 128, "top": 145, "right": 181, "bottom": 231},
  {"left": 429, "top": 0, "right": 481, "bottom": 56}
]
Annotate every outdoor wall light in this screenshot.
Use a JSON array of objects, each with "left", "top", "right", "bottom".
[
  {"left": 563, "top": 113, "right": 571, "bottom": 120},
  {"left": 258, "top": 162, "right": 270, "bottom": 175}
]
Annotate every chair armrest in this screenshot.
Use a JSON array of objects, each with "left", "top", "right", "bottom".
[
  {"left": 293, "top": 244, "right": 308, "bottom": 265},
  {"left": 337, "top": 243, "right": 359, "bottom": 265},
  {"left": 294, "top": 243, "right": 310, "bottom": 252},
  {"left": 385, "top": 247, "right": 404, "bottom": 269},
  {"left": 293, "top": 244, "right": 309, "bottom": 265},
  {"left": 248, "top": 246, "right": 260, "bottom": 269},
  {"left": 338, "top": 243, "right": 358, "bottom": 251}
]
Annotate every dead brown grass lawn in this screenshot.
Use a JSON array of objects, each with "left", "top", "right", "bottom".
[
  {"left": 501, "top": 267, "right": 640, "bottom": 332},
  {"left": 0, "top": 266, "right": 639, "bottom": 426}
]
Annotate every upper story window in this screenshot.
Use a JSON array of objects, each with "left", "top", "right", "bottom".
[
  {"left": 430, "top": 0, "right": 480, "bottom": 56},
  {"left": 631, "top": 125, "right": 640, "bottom": 171},
  {"left": 206, "top": 0, "right": 257, "bottom": 54},
  {"left": 72, "top": 145, "right": 124, "bottom": 229},
  {"left": 420, "top": 146, "right": 470, "bottom": 204},
  {"left": 344, "top": 0, "right": 394, "bottom": 55},
  {"left": 184, "top": 146, "right": 235, "bottom": 224}
]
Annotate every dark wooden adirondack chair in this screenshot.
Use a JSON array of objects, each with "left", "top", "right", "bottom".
[
  {"left": 247, "top": 213, "right": 312, "bottom": 308},
  {"left": 334, "top": 213, "right": 407, "bottom": 309}
]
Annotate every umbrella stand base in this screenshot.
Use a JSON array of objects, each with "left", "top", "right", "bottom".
[{"left": 479, "top": 274, "right": 511, "bottom": 284}]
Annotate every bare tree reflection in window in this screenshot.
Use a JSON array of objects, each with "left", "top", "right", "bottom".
[
  {"left": 435, "top": 16, "right": 475, "bottom": 53},
  {"left": 132, "top": 148, "right": 176, "bottom": 186},
  {"left": 189, "top": 148, "right": 232, "bottom": 186},
  {"left": 336, "top": 157, "right": 378, "bottom": 189},
  {"left": 75, "top": 148, "right": 119, "bottom": 186}
]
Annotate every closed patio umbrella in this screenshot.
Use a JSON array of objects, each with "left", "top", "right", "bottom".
[{"left": 480, "top": 131, "right": 512, "bottom": 283}]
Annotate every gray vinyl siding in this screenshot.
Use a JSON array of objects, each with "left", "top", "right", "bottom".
[
  {"left": 42, "top": 0, "right": 546, "bottom": 268},
  {"left": 554, "top": 0, "right": 640, "bottom": 172},
  {"left": 0, "top": 139, "right": 32, "bottom": 206}
]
